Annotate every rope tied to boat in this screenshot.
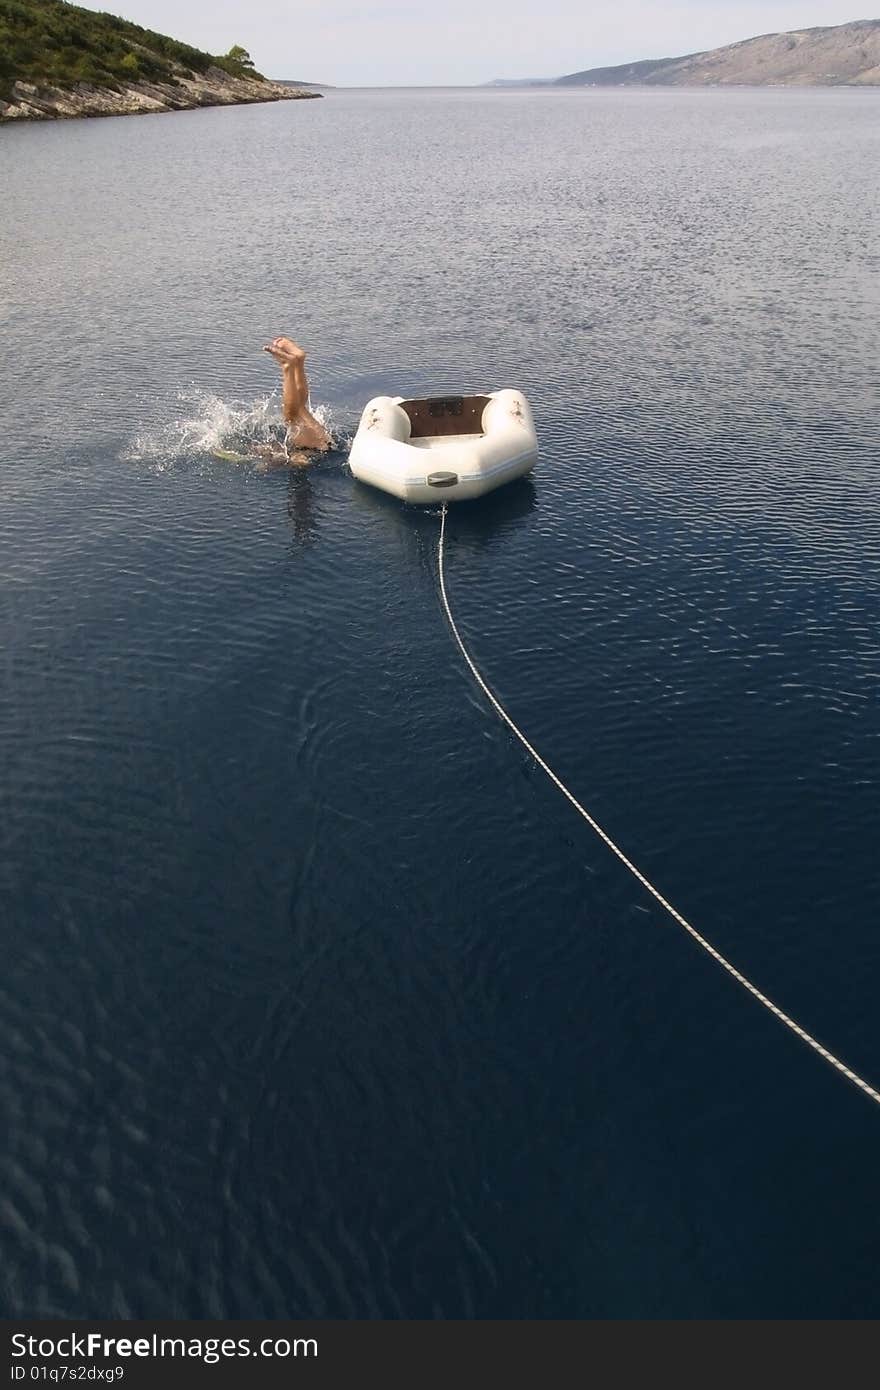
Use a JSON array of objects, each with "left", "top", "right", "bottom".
[{"left": 437, "top": 503, "right": 880, "bottom": 1108}]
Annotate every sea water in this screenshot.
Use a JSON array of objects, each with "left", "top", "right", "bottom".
[{"left": 1, "top": 87, "right": 879, "bottom": 1317}]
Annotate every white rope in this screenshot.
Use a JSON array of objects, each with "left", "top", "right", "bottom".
[{"left": 437, "top": 504, "right": 880, "bottom": 1106}]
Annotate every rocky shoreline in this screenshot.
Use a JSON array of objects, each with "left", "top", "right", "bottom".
[{"left": 0, "top": 67, "right": 321, "bottom": 123}]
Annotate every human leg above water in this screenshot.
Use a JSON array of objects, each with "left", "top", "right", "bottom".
[{"left": 263, "top": 337, "right": 331, "bottom": 453}]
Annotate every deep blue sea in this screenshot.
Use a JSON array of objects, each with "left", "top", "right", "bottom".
[{"left": 1, "top": 86, "right": 880, "bottom": 1318}]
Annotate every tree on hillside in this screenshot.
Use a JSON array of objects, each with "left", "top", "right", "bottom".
[{"left": 226, "top": 45, "right": 255, "bottom": 70}]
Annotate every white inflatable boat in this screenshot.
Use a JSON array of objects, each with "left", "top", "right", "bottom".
[{"left": 348, "top": 390, "right": 538, "bottom": 504}]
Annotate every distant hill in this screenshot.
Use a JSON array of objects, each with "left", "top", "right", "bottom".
[
  {"left": 0, "top": 0, "right": 319, "bottom": 118},
  {"left": 556, "top": 56, "right": 698, "bottom": 87},
  {"left": 490, "top": 19, "right": 880, "bottom": 88}
]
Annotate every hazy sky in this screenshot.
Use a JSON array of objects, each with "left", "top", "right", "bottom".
[{"left": 85, "top": 1, "right": 865, "bottom": 86}]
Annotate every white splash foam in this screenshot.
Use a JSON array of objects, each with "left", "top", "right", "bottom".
[
  {"left": 310, "top": 400, "right": 342, "bottom": 444},
  {"left": 122, "top": 390, "right": 346, "bottom": 469}
]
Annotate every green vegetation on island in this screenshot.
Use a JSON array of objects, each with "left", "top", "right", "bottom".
[{"left": 0, "top": 0, "right": 264, "bottom": 101}]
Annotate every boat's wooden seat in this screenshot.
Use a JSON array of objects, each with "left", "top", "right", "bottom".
[{"left": 400, "top": 396, "right": 490, "bottom": 439}]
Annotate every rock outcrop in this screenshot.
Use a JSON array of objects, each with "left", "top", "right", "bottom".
[{"left": 1, "top": 67, "right": 320, "bottom": 122}]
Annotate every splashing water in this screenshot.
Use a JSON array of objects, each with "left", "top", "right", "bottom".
[{"left": 123, "top": 389, "right": 344, "bottom": 469}]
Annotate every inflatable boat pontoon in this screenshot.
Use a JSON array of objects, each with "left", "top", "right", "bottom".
[{"left": 348, "top": 390, "right": 538, "bottom": 504}]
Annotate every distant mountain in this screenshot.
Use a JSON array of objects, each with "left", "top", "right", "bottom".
[
  {"left": 278, "top": 79, "right": 333, "bottom": 89},
  {"left": 555, "top": 56, "right": 698, "bottom": 86},
  {"left": 489, "top": 19, "right": 880, "bottom": 88}
]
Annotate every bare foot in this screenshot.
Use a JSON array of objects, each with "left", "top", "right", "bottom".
[{"left": 263, "top": 336, "right": 305, "bottom": 368}]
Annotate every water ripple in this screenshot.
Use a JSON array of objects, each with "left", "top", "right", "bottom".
[{"left": 2, "top": 87, "right": 880, "bottom": 1319}]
